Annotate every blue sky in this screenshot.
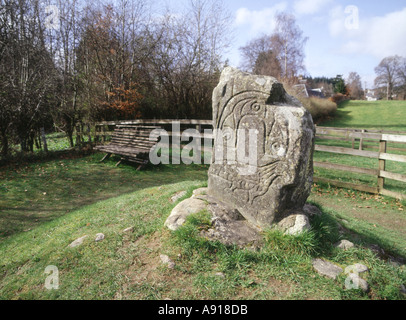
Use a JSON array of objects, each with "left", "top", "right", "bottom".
[{"left": 161, "top": 0, "right": 406, "bottom": 88}]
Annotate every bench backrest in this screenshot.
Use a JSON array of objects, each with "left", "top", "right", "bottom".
[{"left": 111, "top": 125, "right": 161, "bottom": 152}]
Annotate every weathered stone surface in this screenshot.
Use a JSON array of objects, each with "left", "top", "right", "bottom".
[
  {"left": 170, "top": 191, "right": 187, "bottom": 203},
  {"left": 335, "top": 240, "right": 355, "bottom": 250},
  {"left": 215, "top": 272, "right": 226, "bottom": 279},
  {"left": 348, "top": 263, "right": 369, "bottom": 274},
  {"left": 201, "top": 198, "right": 263, "bottom": 248},
  {"left": 193, "top": 188, "right": 208, "bottom": 197},
  {"left": 69, "top": 235, "right": 88, "bottom": 248},
  {"left": 165, "top": 198, "right": 208, "bottom": 231},
  {"left": 192, "top": 188, "right": 209, "bottom": 202},
  {"left": 277, "top": 214, "right": 311, "bottom": 235},
  {"left": 400, "top": 284, "right": 406, "bottom": 296},
  {"left": 160, "top": 254, "right": 176, "bottom": 269},
  {"left": 312, "top": 259, "right": 343, "bottom": 280},
  {"left": 345, "top": 273, "right": 369, "bottom": 292},
  {"left": 95, "top": 233, "right": 105, "bottom": 242},
  {"left": 303, "top": 204, "right": 322, "bottom": 217},
  {"left": 123, "top": 227, "right": 135, "bottom": 233},
  {"left": 208, "top": 67, "right": 315, "bottom": 228}
]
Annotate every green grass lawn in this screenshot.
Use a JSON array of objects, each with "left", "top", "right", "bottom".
[
  {"left": 0, "top": 153, "right": 405, "bottom": 300},
  {"left": 320, "top": 100, "right": 406, "bottom": 132}
]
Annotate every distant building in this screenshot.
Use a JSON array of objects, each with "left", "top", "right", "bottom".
[
  {"left": 365, "top": 89, "right": 377, "bottom": 101},
  {"left": 293, "top": 83, "right": 325, "bottom": 99}
]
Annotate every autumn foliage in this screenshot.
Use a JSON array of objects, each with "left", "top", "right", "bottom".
[{"left": 103, "top": 83, "right": 143, "bottom": 119}]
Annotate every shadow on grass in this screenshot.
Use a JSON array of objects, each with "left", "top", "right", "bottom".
[
  {"left": 0, "top": 151, "right": 209, "bottom": 240},
  {"left": 309, "top": 201, "right": 406, "bottom": 263}
]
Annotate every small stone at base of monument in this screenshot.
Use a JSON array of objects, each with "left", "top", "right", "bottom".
[
  {"left": 201, "top": 200, "right": 263, "bottom": 248},
  {"left": 401, "top": 284, "right": 406, "bottom": 295},
  {"left": 165, "top": 198, "right": 208, "bottom": 231},
  {"left": 192, "top": 188, "right": 209, "bottom": 201},
  {"left": 335, "top": 240, "right": 355, "bottom": 250},
  {"left": 165, "top": 192, "right": 263, "bottom": 248},
  {"left": 170, "top": 191, "right": 187, "bottom": 203},
  {"left": 345, "top": 273, "right": 369, "bottom": 292},
  {"left": 312, "top": 258, "right": 343, "bottom": 280},
  {"left": 277, "top": 214, "right": 311, "bottom": 236},
  {"left": 349, "top": 263, "right": 369, "bottom": 274},
  {"left": 192, "top": 188, "right": 208, "bottom": 197}
]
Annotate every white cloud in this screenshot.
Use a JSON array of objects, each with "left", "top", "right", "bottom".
[
  {"left": 235, "top": 2, "right": 288, "bottom": 34},
  {"left": 293, "top": 0, "right": 332, "bottom": 16},
  {"left": 329, "top": 6, "right": 406, "bottom": 59},
  {"left": 328, "top": 5, "right": 346, "bottom": 37}
]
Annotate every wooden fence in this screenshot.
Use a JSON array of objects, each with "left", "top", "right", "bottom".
[
  {"left": 314, "top": 127, "right": 406, "bottom": 201},
  {"left": 77, "top": 120, "right": 406, "bottom": 201}
]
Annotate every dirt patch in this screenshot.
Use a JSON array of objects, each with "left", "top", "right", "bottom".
[
  {"left": 123, "top": 232, "right": 164, "bottom": 283},
  {"left": 235, "top": 272, "right": 297, "bottom": 300},
  {"left": 117, "top": 230, "right": 190, "bottom": 299}
]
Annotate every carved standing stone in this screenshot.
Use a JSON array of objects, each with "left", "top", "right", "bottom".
[{"left": 208, "top": 67, "right": 315, "bottom": 229}]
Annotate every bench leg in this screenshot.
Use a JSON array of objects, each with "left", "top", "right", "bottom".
[
  {"left": 115, "top": 159, "right": 123, "bottom": 167},
  {"left": 136, "top": 160, "right": 149, "bottom": 171},
  {"left": 101, "top": 153, "right": 111, "bottom": 162}
]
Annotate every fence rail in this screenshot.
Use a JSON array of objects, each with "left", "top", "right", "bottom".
[
  {"left": 76, "top": 120, "right": 406, "bottom": 201},
  {"left": 313, "top": 126, "right": 406, "bottom": 201}
]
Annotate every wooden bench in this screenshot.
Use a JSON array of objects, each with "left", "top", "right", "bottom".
[{"left": 94, "top": 125, "right": 161, "bottom": 169}]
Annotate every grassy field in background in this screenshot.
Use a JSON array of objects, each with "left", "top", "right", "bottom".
[{"left": 320, "top": 100, "right": 406, "bottom": 132}]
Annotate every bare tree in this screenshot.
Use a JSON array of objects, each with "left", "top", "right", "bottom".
[
  {"left": 374, "top": 55, "right": 403, "bottom": 100},
  {"left": 0, "top": 0, "right": 234, "bottom": 158},
  {"left": 45, "top": 0, "right": 86, "bottom": 147},
  {"left": 0, "top": 0, "right": 57, "bottom": 153},
  {"left": 144, "top": 0, "right": 232, "bottom": 119},
  {"left": 347, "top": 72, "right": 364, "bottom": 100},
  {"left": 253, "top": 50, "right": 282, "bottom": 79},
  {"left": 239, "top": 35, "right": 281, "bottom": 77},
  {"left": 271, "top": 12, "right": 308, "bottom": 81},
  {"left": 239, "top": 12, "right": 307, "bottom": 83},
  {"left": 397, "top": 56, "right": 406, "bottom": 100}
]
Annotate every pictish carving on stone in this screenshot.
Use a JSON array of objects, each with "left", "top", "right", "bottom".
[{"left": 208, "top": 67, "right": 315, "bottom": 228}]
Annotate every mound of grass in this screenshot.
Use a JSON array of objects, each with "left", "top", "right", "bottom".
[
  {"left": 1, "top": 154, "right": 405, "bottom": 300},
  {"left": 168, "top": 209, "right": 405, "bottom": 300}
]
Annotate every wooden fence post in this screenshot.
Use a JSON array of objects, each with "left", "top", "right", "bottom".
[
  {"left": 359, "top": 129, "right": 365, "bottom": 150},
  {"left": 95, "top": 125, "right": 100, "bottom": 143},
  {"left": 40, "top": 127, "right": 48, "bottom": 153},
  {"left": 378, "top": 139, "right": 387, "bottom": 192},
  {"left": 102, "top": 125, "right": 106, "bottom": 143},
  {"left": 87, "top": 124, "right": 92, "bottom": 143}
]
